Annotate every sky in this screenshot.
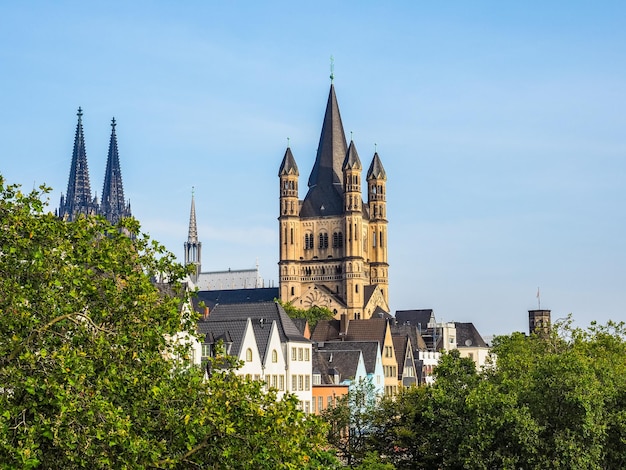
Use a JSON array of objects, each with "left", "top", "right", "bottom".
[{"left": 1, "top": 1, "right": 625, "bottom": 337}]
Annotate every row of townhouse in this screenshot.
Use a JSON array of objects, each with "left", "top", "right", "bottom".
[{"left": 185, "top": 291, "right": 490, "bottom": 414}]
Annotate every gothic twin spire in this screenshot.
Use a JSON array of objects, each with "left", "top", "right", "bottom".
[{"left": 58, "top": 108, "right": 131, "bottom": 223}]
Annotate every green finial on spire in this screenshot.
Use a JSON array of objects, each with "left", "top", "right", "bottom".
[
  {"left": 287, "top": 137, "right": 290, "bottom": 148},
  {"left": 350, "top": 131, "right": 353, "bottom": 142},
  {"left": 375, "top": 143, "right": 377, "bottom": 153},
  {"left": 192, "top": 186, "right": 195, "bottom": 197},
  {"left": 330, "top": 55, "right": 334, "bottom": 83}
]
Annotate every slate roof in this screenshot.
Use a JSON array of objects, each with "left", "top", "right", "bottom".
[
  {"left": 454, "top": 322, "right": 488, "bottom": 348},
  {"left": 278, "top": 146, "right": 299, "bottom": 176},
  {"left": 193, "top": 287, "right": 279, "bottom": 311},
  {"left": 315, "top": 341, "right": 380, "bottom": 375},
  {"left": 198, "top": 301, "right": 309, "bottom": 363},
  {"left": 311, "top": 318, "right": 389, "bottom": 348},
  {"left": 391, "top": 324, "right": 428, "bottom": 351},
  {"left": 342, "top": 140, "right": 362, "bottom": 171},
  {"left": 366, "top": 152, "right": 387, "bottom": 180},
  {"left": 301, "top": 84, "right": 347, "bottom": 218},
  {"left": 394, "top": 309, "right": 435, "bottom": 331},
  {"left": 197, "top": 319, "right": 248, "bottom": 357},
  {"left": 392, "top": 335, "right": 408, "bottom": 376},
  {"left": 313, "top": 349, "right": 362, "bottom": 385}
]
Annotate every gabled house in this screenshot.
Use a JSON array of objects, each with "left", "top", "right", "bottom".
[
  {"left": 313, "top": 341, "right": 384, "bottom": 397},
  {"left": 198, "top": 301, "right": 313, "bottom": 411},
  {"left": 454, "top": 322, "right": 491, "bottom": 369},
  {"left": 312, "top": 316, "right": 398, "bottom": 396},
  {"left": 392, "top": 334, "right": 418, "bottom": 388}
]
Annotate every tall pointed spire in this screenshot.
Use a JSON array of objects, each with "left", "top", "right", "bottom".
[
  {"left": 101, "top": 117, "right": 131, "bottom": 224},
  {"left": 58, "top": 107, "right": 98, "bottom": 220},
  {"left": 184, "top": 189, "right": 201, "bottom": 278},
  {"left": 307, "top": 84, "right": 348, "bottom": 189},
  {"left": 188, "top": 188, "right": 198, "bottom": 243},
  {"left": 300, "top": 84, "right": 348, "bottom": 217}
]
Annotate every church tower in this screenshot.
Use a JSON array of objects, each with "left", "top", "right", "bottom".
[
  {"left": 184, "top": 190, "right": 202, "bottom": 281},
  {"left": 101, "top": 118, "right": 132, "bottom": 224},
  {"left": 278, "top": 82, "right": 390, "bottom": 319},
  {"left": 58, "top": 107, "right": 98, "bottom": 220}
]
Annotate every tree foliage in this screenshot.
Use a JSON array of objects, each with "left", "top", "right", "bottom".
[
  {"left": 276, "top": 299, "right": 334, "bottom": 329},
  {"left": 367, "top": 320, "right": 626, "bottom": 470},
  {"left": 0, "top": 177, "right": 333, "bottom": 469}
]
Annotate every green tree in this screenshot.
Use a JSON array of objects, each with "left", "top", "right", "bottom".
[
  {"left": 322, "top": 378, "right": 380, "bottom": 467},
  {"left": 276, "top": 299, "right": 334, "bottom": 329},
  {"left": 0, "top": 177, "right": 333, "bottom": 469}
]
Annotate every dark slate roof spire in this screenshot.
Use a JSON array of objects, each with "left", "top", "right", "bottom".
[
  {"left": 342, "top": 139, "right": 362, "bottom": 171},
  {"left": 300, "top": 84, "right": 348, "bottom": 217},
  {"left": 367, "top": 151, "right": 387, "bottom": 180},
  {"left": 101, "top": 117, "right": 131, "bottom": 224},
  {"left": 59, "top": 107, "right": 97, "bottom": 220},
  {"left": 307, "top": 84, "right": 348, "bottom": 188},
  {"left": 278, "top": 145, "right": 299, "bottom": 176}
]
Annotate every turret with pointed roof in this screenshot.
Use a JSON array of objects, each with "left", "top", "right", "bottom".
[
  {"left": 58, "top": 107, "right": 98, "bottom": 220},
  {"left": 101, "top": 117, "right": 131, "bottom": 224},
  {"left": 278, "top": 81, "right": 390, "bottom": 319}
]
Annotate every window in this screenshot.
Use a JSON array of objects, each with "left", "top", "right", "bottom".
[
  {"left": 298, "top": 375, "right": 304, "bottom": 391},
  {"left": 305, "top": 375, "right": 310, "bottom": 391},
  {"left": 298, "top": 348, "right": 303, "bottom": 361},
  {"left": 313, "top": 373, "right": 321, "bottom": 385},
  {"left": 304, "top": 401, "right": 310, "bottom": 414},
  {"left": 279, "top": 375, "right": 285, "bottom": 391},
  {"left": 271, "top": 375, "right": 277, "bottom": 389},
  {"left": 291, "top": 347, "right": 296, "bottom": 361},
  {"left": 292, "top": 375, "right": 297, "bottom": 391},
  {"left": 245, "top": 348, "right": 252, "bottom": 362},
  {"left": 333, "top": 232, "right": 344, "bottom": 248},
  {"left": 290, "top": 227, "right": 294, "bottom": 245},
  {"left": 327, "top": 396, "right": 333, "bottom": 408},
  {"left": 272, "top": 349, "right": 278, "bottom": 363},
  {"left": 318, "top": 396, "right": 323, "bottom": 412},
  {"left": 318, "top": 232, "right": 328, "bottom": 249},
  {"left": 304, "top": 233, "right": 314, "bottom": 250},
  {"left": 201, "top": 344, "right": 212, "bottom": 358},
  {"left": 304, "top": 348, "right": 310, "bottom": 361}
]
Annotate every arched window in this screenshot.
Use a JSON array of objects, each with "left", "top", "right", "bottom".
[
  {"left": 319, "top": 232, "right": 328, "bottom": 249},
  {"left": 272, "top": 349, "right": 278, "bottom": 363},
  {"left": 246, "top": 348, "right": 253, "bottom": 362}
]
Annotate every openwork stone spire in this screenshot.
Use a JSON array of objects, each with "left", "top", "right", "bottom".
[
  {"left": 58, "top": 107, "right": 97, "bottom": 221},
  {"left": 101, "top": 117, "right": 131, "bottom": 224}
]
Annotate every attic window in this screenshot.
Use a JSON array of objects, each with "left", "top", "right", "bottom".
[
  {"left": 246, "top": 348, "right": 253, "bottom": 362},
  {"left": 312, "top": 373, "right": 321, "bottom": 385}
]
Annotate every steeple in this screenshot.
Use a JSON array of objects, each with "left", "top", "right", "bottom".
[
  {"left": 366, "top": 151, "right": 387, "bottom": 181},
  {"left": 59, "top": 107, "right": 98, "bottom": 221},
  {"left": 101, "top": 117, "right": 131, "bottom": 224},
  {"left": 278, "top": 146, "right": 299, "bottom": 177},
  {"left": 184, "top": 189, "right": 202, "bottom": 279},
  {"left": 300, "top": 84, "right": 348, "bottom": 217}
]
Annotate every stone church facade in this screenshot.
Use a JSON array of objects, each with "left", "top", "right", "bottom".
[{"left": 278, "top": 83, "right": 389, "bottom": 320}]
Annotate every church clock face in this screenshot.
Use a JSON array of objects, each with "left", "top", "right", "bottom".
[{"left": 304, "top": 289, "right": 330, "bottom": 309}]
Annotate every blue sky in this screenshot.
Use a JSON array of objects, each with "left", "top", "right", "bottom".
[{"left": 2, "top": 1, "right": 625, "bottom": 336}]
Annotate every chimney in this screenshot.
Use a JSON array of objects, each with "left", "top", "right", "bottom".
[{"left": 340, "top": 313, "right": 349, "bottom": 337}]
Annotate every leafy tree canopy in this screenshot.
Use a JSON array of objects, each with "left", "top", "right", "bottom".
[
  {"left": 0, "top": 177, "right": 334, "bottom": 469},
  {"left": 276, "top": 299, "right": 335, "bottom": 329}
]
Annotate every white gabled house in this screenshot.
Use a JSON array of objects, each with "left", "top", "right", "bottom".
[{"left": 197, "top": 301, "right": 313, "bottom": 412}]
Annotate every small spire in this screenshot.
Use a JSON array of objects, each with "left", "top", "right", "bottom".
[
  {"left": 111, "top": 117, "right": 116, "bottom": 129},
  {"left": 330, "top": 55, "right": 334, "bottom": 83},
  {"left": 77, "top": 107, "right": 83, "bottom": 119},
  {"left": 287, "top": 137, "right": 290, "bottom": 148},
  {"left": 350, "top": 131, "right": 353, "bottom": 142}
]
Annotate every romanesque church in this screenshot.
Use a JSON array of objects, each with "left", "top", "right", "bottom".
[{"left": 278, "top": 83, "right": 389, "bottom": 320}]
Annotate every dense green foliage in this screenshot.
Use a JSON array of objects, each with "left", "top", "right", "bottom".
[
  {"left": 366, "top": 321, "right": 626, "bottom": 469},
  {"left": 276, "top": 299, "right": 335, "bottom": 329},
  {"left": 0, "top": 177, "right": 334, "bottom": 469}
]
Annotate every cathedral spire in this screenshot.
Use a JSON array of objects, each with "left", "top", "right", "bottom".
[
  {"left": 101, "top": 117, "right": 131, "bottom": 224},
  {"left": 188, "top": 188, "right": 199, "bottom": 243},
  {"left": 59, "top": 107, "right": 97, "bottom": 220}
]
